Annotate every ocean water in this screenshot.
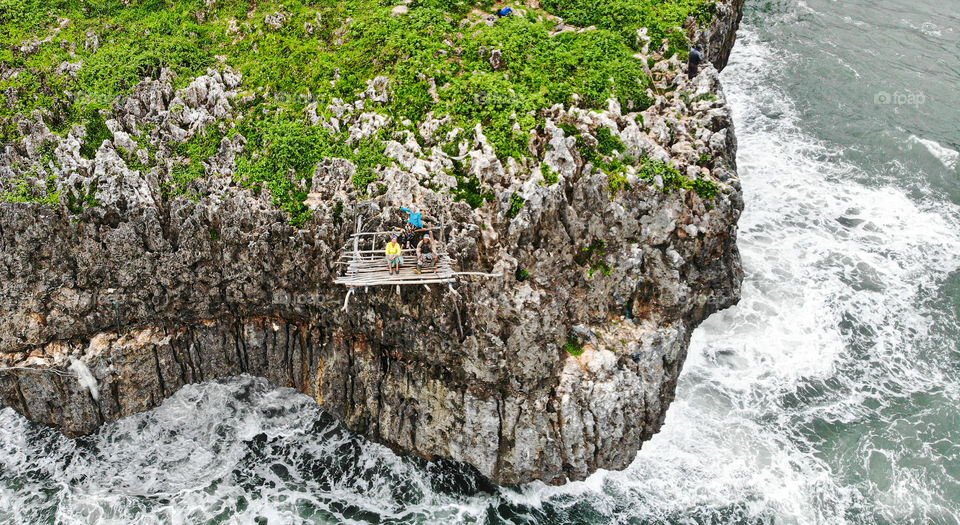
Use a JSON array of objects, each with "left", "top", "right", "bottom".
[{"left": 2, "top": 0, "right": 959, "bottom": 523}]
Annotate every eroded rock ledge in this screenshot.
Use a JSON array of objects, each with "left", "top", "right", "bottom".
[{"left": 0, "top": 2, "right": 745, "bottom": 485}]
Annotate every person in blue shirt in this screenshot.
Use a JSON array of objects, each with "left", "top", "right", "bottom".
[{"left": 400, "top": 205, "right": 423, "bottom": 228}]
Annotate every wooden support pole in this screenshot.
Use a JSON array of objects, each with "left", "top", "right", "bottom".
[
  {"left": 342, "top": 288, "right": 354, "bottom": 312},
  {"left": 354, "top": 214, "right": 361, "bottom": 260},
  {"left": 440, "top": 214, "right": 446, "bottom": 249},
  {"left": 448, "top": 283, "right": 464, "bottom": 340}
]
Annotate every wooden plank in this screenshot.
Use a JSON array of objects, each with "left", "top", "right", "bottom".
[
  {"left": 335, "top": 279, "right": 452, "bottom": 286},
  {"left": 343, "top": 262, "right": 452, "bottom": 270},
  {"left": 341, "top": 276, "right": 453, "bottom": 283},
  {"left": 343, "top": 269, "right": 453, "bottom": 275},
  {"left": 354, "top": 215, "right": 361, "bottom": 258},
  {"left": 335, "top": 271, "right": 454, "bottom": 282},
  {"left": 342, "top": 260, "right": 454, "bottom": 270},
  {"left": 339, "top": 249, "right": 450, "bottom": 256}
]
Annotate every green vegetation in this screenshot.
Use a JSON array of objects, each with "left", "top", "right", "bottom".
[
  {"left": 556, "top": 122, "right": 634, "bottom": 194},
  {"left": 506, "top": 192, "right": 525, "bottom": 218},
  {"left": 595, "top": 127, "right": 625, "bottom": 156},
  {"left": 607, "top": 164, "right": 631, "bottom": 194},
  {"left": 564, "top": 335, "right": 585, "bottom": 356},
  {"left": 451, "top": 159, "right": 495, "bottom": 209},
  {"left": 577, "top": 238, "right": 613, "bottom": 277},
  {"left": 1, "top": 0, "right": 716, "bottom": 218},
  {"left": 231, "top": 117, "right": 394, "bottom": 224},
  {"left": 332, "top": 200, "right": 344, "bottom": 226},
  {"left": 164, "top": 124, "right": 223, "bottom": 200},
  {"left": 541, "top": 165, "right": 559, "bottom": 185},
  {"left": 78, "top": 109, "right": 113, "bottom": 159},
  {"left": 692, "top": 92, "right": 718, "bottom": 103},
  {"left": 588, "top": 261, "right": 613, "bottom": 278},
  {"left": 691, "top": 177, "right": 719, "bottom": 199},
  {"left": 1, "top": 176, "right": 60, "bottom": 206},
  {"left": 540, "top": 0, "right": 715, "bottom": 57},
  {"left": 63, "top": 179, "right": 100, "bottom": 214},
  {"left": 516, "top": 268, "right": 530, "bottom": 281},
  {"left": 637, "top": 156, "right": 719, "bottom": 199}
]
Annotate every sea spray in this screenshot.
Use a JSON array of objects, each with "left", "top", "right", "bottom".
[{"left": 69, "top": 357, "right": 100, "bottom": 403}]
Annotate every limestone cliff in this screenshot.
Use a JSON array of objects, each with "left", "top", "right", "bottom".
[{"left": 0, "top": 2, "right": 744, "bottom": 485}]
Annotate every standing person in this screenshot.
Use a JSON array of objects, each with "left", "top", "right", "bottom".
[
  {"left": 385, "top": 234, "right": 403, "bottom": 275},
  {"left": 415, "top": 235, "right": 437, "bottom": 274},
  {"left": 400, "top": 204, "right": 423, "bottom": 229},
  {"left": 688, "top": 44, "right": 703, "bottom": 78}
]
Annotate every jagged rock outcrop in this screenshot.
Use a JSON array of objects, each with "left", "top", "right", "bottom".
[
  {"left": 0, "top": 3, "right": 744, "bottom": 485},
  {"left": 695, "top": 0, "right": 747, "bottom": 71}
]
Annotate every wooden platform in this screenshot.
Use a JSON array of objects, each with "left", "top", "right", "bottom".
[
  {"left": 333, "top": 216, "right": 497, "bottom": 313},
  {"left": 333, "top": 248, "right": 457, "bottom": 287}
]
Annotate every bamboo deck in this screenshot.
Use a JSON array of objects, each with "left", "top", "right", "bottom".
[
  {"left": 333, "top": 249, "right": 457, "bottom": 287},
  {"left": 333, "top": 216, "right": 497, "bottom": 303}
]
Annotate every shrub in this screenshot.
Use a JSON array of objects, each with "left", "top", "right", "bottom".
[
  {"left": 79, "top": 109, "right": 113, "bottom": 160},
  {"left": 607, "top": 164, "right": 630, "bottom": 194},
  {"left": 541, "top": 165, "right": 559, "bottom": 185},
  {"left": 564, "top": 335, "right": 584, "bottom": 356},
  {"left": 506, "top": 192, "right": 525, "bottom": 218},
  {"left": 691, "top": 177, "right": 719, "bottom": 199},
  {"left": 453, "top": 173, "right": 495, "bottom": 209},
  {"left": 63, "top": 179, "right": 100, "bottom": 214},
  {"left": 1, "top": 176, "right": 60, "bottom": 206},
  {"left": 637, "top": 156, "right": 720, "bottom": 199},
  {"left": 692, "top": 92, "right": 718, "bottom": 103},
  {"left": 539, "top": 0, "right": 716, "bottom": 56},
  {"left": 595, "top": 126, "right": 625, "bottom": 156}
]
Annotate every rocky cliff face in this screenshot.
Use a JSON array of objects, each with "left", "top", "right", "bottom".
[
  {"left": 697, "top": 0, "right": 746, "bottom": 71},
  {"left": 0, "top": 3, "right": 744, "bottom": 485}
]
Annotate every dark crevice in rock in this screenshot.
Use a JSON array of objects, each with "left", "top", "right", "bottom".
[
  {"left": 13, "top": 379, "right": 32, "bottom": 421},
  {"left": 152, "top": 346, "right": 167, "bottom": 398}
]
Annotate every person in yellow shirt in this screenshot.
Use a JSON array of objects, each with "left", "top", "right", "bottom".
[{"left": 385, "top": 234, "right": 404, "bottom": 275}]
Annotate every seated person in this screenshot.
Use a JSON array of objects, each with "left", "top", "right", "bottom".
[
  {"left": 385, "top": 234, "right": 403, "bottom": 275},
  {"left": 400, "top": 222, "right": 417, "bottom": 249},
  {"left": 415, "top": 235, "right": 438, "bottom": 274}
]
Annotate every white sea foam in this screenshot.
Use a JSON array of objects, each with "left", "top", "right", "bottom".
[
  {"left": 908, "top": 135, "right": 959, "bottom": 170},
  {"left": 69, "top": 357, "right": 100, "bottom": 402},
  {"left": 609, "top": 27, "right": 960, "bottom": 524}
]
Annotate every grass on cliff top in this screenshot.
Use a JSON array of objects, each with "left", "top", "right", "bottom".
[{"left": 1, "top": 0, "right": 716, "bottom": 221}]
